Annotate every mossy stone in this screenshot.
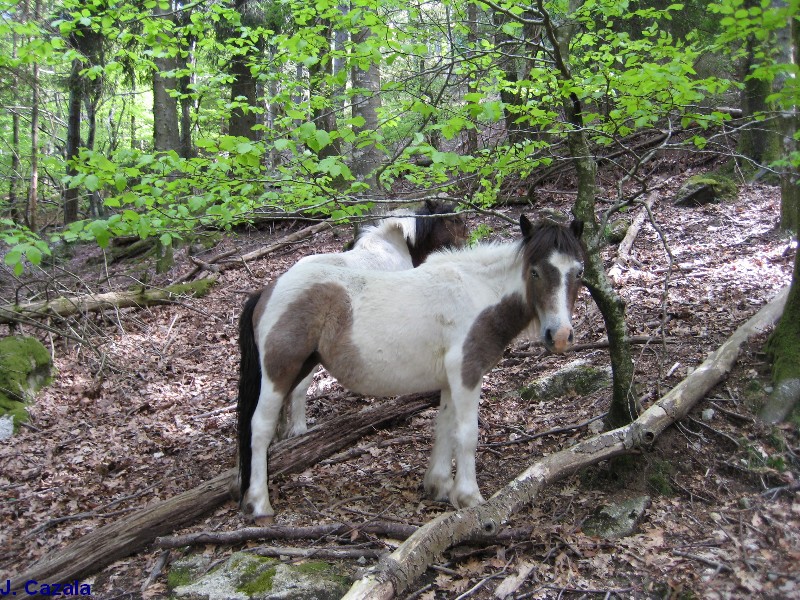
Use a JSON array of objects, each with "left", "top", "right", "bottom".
[
  {"left": 582, "top": 495, "right": 651, "bottom": 539},
  {"left": 520, "top": 360, "right": 611, "bottom": 402},
  {"left": 171, "top": 552, "right": 349, "bottom": 599},
  {"left": 605, "top": 218, "right": 630, "bottom": 244},
  {"left": 673, "top": 174, "right": 738, "bottom": 207},
  {"left": 0, "top": 336, "right": 53, "bottom": 430}
]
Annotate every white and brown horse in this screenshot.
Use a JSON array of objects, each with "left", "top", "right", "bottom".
[
  {"left": 237, "top": 216, "right": 584, "bottom": 518},
  {"left": 265, "top": 199, "right": 467, "bottom": 440}
]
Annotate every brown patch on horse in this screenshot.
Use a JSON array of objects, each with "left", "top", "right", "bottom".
[
  {"left": 263, "top": 283, "right": 358, "bottom": 396},
  {"left": 461, "top": 293, "right": 531, "bottom": 390}
]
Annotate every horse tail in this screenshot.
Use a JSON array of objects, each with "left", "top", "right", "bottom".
[{"left": 237, "top": 289, "right": 264, "bottom": 502}]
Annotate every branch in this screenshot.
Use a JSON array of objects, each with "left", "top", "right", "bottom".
[
  {"left": 174, "top": 221, "right": 333, "bottom": 283},
  {"left": 8, "top": 393, "right": 439, "bottom": 592},
  {"left": 343, "top": 287, "right": 789, "bottom": 599},
  {"left": 0, "top": 279, "right": 216, "bottom": 325}
]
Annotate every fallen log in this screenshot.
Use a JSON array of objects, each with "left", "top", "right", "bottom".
[
  {"left": 343, "top": 287, "right": 789, "bottom": 600},
  {"left": 8, "top": 392, "right": 438, "bottom": 592},
  {"left": 608, "top": 194, "right": 657, "bottom": 282},
  {"left": 0, "top": 279, "right": 216, "bottom": 325}
]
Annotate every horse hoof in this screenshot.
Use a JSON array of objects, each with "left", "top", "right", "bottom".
[
  {"left": 450, "top": 490, "right": 485, "bottom": 510},
  {"left": 242, "top": 492, "right": 275, "bottom": 520},
  {"left": 254, "top": 514, "right": 275, "bottom": 526},
  {"left": 423, "top": 475, "right": 453, "bottom": 502}
]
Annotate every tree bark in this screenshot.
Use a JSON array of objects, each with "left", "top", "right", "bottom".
[
  {"left": 350, "top": 21, "right": 382, "bottom": 189},
  {"left": 8, "top": 393, "right": 438, "bottom": 592},
  {"left": 343, "top": 287, "right": 789, "bottom": 600},
  {"left": 153, "top": 4, "right": 181, "bottom": 153},
  {"left": 542, "top": 0, "right": 639, "bottom": 428},
  {"left": 0, "top": 280, "right": 216, "bottom": 325}
]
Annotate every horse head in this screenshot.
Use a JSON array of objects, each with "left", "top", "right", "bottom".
[{"left": 520, "top": 215, "right": 585, "bottom": 354}]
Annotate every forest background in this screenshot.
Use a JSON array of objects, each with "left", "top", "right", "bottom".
[{"left": 1, "top": 0, "right": 800, "bottom": 597}]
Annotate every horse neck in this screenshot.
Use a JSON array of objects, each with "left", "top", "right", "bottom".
[
  {"left": 429, "top": 243, "right": 526, "bottom": 296},
  {"left": 353, "top": 219, "right": 412, "bottom": 258}
]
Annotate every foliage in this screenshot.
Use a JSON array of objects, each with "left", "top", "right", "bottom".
[{"left": 0, "top": 0, "right": 794, "bottom": 274}]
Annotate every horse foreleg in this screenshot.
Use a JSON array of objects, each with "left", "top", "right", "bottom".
[
  {"left": 277, "top": 373, "right": 312, "bottom": 440},
  {"left": 242, "top": 380, "right": 284, "bottom": 519},
  {"left": 423, "top": 389, "right": 455, "bottom": 502},
  {"left": 448, "top": 385, "right": 484, "bottom": 509}
]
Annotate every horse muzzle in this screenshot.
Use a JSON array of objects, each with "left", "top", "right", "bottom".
[{"left": 544, "top": 324, "right": 574, "bottom": 354}]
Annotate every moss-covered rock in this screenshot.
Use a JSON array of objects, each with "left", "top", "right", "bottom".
[
  {"left": 0, "top": 336, "right": 53, "bottom": 430},
  {"left": 604, "top": 218, "right": 631, "bottom": 244},
  {"left": 582, "top": 495, "right": 651, "bottom": 539},
  {"left": 673, "top": 174, "right": 738, "bottom": 207},
  {"left": 170, "top": 552, "right": 350, "bottom": 599},
  {"left": 520, "top": 360, "right": 612, "bottom": 402}
]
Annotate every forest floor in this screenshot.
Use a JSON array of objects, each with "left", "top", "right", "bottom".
[{"left": 1, "top": 170, "right": 799, "bottom": 599}]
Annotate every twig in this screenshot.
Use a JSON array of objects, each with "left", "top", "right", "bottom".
[
  {"left": 484, "top": 413, "right": 607, "bottom": 447},
  {"left": 761, "top": 481, "right": 800, "bottom": 499},
  {"left": 672, "top": 550, "right": 733, "bottom": 573},
  {"left": 510, "top": 336, "right": 671, "bottom": 358},
  {"left": 685, "top": 416, "right": 741, "bottom": 448},
  {"left": 250, "top": 546, "right": 384, "bottom": 561},
  {"left": 140, "top": 550, "right": 170, "bottom": 595},
  {"left": 155, "top": 521, "right": 419, "bottom": 549}
]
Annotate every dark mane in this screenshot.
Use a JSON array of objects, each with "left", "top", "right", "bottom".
[
  {"left": 521, "top": 219, "right": 585, "bottom": 266},
  {"left": 409, "top": 199, "right": 466, "bottom": 266}
]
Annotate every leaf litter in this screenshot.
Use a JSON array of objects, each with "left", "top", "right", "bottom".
[{"left": 0, "top": 177, "right": 798, "bottom": 599}]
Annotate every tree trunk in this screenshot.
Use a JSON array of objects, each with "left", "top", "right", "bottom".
[
  {"left": 350, "top": 21, "right": 382, "bottom": 190},
  {"left": 26, "top": 44, "right": 39, "bottom": 231},
  {"left": 9, "top": 26, "right": 20, "bottom": 221},
  {"left": 344, "top": 288, "right": 789, "bottom": 599},
  {"left": 153, "top": 5, "right": 181, "bottom": 153},
  {"left": 8, "top": 394, "right": 438, "bottom": 592},
  {"left": 63, "top": 58, "right": 82, "bottom": 225},
  {"left": 228, "top": 0, "right": 261, "bottom": 140},
  {"left": 310, "top": 17, "right": 342, "bottom": 160},
  {"left": 544, "top": 0, "right": 639, "bottom": 427}
]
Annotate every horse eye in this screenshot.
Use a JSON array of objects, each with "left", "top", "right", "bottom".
[
  {"left": 530, "top": 268, "right": 539, "bottom": 279},
  {"left": 576, "top": 268, "right": 584, "bottom": 280}
]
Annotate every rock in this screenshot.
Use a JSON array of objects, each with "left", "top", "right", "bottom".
[
  {"left": 170, "top": 552, "right": 350, "bottom": 600},
  {"left": 0, "top": 336, "right": 54, "bottom": 431},
  {"left": 673, "top": 174, "right": 738, "bottom": 207},
  {"left": 0, "top": 415, "right": 14, "bottom": 442},
  {"left": 605, "top": 218, "right": 630, "bottom": 244},
  {"left": 520, "top": 359, "right": 611, "bottom": 402},
  {"left": 582, "top": 495, "right": 651, "bottom": 539}
]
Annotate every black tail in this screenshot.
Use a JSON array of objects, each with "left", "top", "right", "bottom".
[{"left": 237, "top": 289, "right": 264, "bottom": 503}]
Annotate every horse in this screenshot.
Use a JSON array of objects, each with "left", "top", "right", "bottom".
[
  {"left": 237, "top": 216, "right": 584, "bottom": 519},
  {"left": 271, "top": 199, "right": 467, "bottom": 440}
]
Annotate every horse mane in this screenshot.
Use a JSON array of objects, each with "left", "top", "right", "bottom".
[{"left": 521, "top": 219, "right": 585, "bottom": 265}]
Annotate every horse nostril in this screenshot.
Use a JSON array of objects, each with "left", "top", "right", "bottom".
[
  {"left": 568, "top": 331, "right": 574, "bottom": 344},
  {"left": 545, "top": 329, "right": 554, "bottom": 346}
]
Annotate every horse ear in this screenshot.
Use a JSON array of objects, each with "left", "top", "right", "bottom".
[
  {"left": 424, "top": 198, "right": 436, "bottom": 214},
  {"left": 570, "top": 219, "right": 584, "bottom": 239},
  {"left": 520, "top": 214, "right": 534, "bottom": 238}
]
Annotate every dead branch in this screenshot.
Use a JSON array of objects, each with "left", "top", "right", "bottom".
[
  {"left": 155, "top": 522, "right": 419, "bottom": 549},
  {"left": 0, "top": 279, "right": 216, "bottom": 325},
  {"left": 8, "top": 393, "right": 438, "bottom": 592},
  {"left": 176, "top": 221, "right": 332, "bottom": 283},
  {"left": 343, "top": 287, "right": 789, "bottom": 600},
  {"left": 608, "top": 194, "right": 657, "bottom": 282},
  {"left": 251, "top": 546, "right": 384, "bottom": 561}
]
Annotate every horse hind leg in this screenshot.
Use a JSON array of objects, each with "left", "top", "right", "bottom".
[
  {"left": 276, "top": 372, "right": 313, "bottom": 440},
  {"left": 242, "top": 379, "right": 285, "bottom": 520},
  {"left": 423, "top": 389, "right": 455, "bottom": 502}
]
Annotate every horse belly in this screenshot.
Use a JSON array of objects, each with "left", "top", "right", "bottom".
[{"left": 321, "top": 330, "right": 447, "bottom": 397}]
